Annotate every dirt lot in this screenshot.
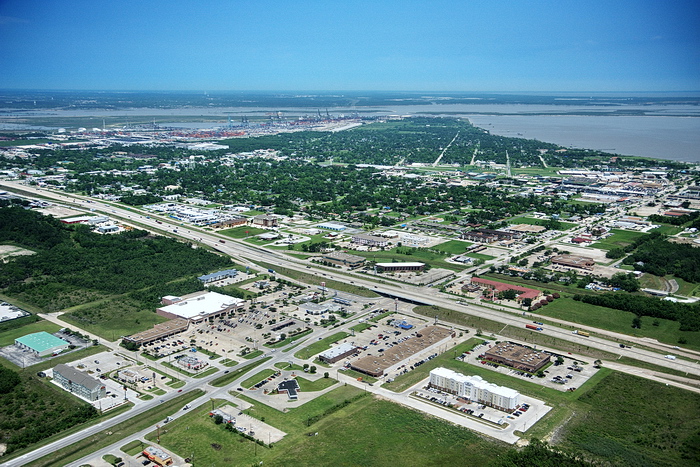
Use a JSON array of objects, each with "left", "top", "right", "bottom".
[{"left": 35, "top": 204, "right": 83, "bottom": 218}]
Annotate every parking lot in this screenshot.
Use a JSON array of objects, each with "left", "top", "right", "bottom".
[
  {"left": 460, "top": 340, "right": 598, "bottom": 391},
  {"left": 44, "top": 350, "right": 142, "bottom": 409}
]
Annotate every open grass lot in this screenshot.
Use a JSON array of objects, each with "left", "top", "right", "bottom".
[
  {"left": 556, "top": 371, "right": 700, "bottom": 466},
  {"left": 674, "top": 277, "right": 700, "bottom": 297},
  {"left": 650, "top": 223, "right": 683, "bottom": 235},
  {"left": 435, "top": 239, "right": 473, "bottom": 254},
  {"left": 61, "top": 297, "right": 169, "bottom": 341},
  {"left": 507, "top": 216, "right": 577, "bottom": 230},
  {"left": 295, "top": 375, "right": 337, "bottom": 392},
  {"left": 537, "top": 297, "right": 700, "bottom": 350},
  {"left": 590, "top": 229, "right": 647, "bottom": 251},
  {"left": 294, "top": 332, "right": 350, "bottom": 360},
  {"left": 0, "top": 319, "right": 62, "bottom": 346},
  {"left": 151, "top": 387, "right": 508, "bottom": 466},
  {"left": 220, "top": 226, "right": 268, "bottom": 239},
  {"left": 253, "top": 261, "right": 379, "bottom": 298}
]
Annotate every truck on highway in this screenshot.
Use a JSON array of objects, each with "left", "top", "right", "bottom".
[
  {"left": 573, "top": 330, "right": 590, "bottom": 337},
  {"left": 665, "top": 355, "right": 677, "bottom": 360},
  {"left": 525, "top": 324, "right": 543, "bottom": 331}
]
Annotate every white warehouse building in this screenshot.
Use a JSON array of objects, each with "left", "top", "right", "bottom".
[{"left": 429, "top": 367, "right": 520, "bottom": 411}]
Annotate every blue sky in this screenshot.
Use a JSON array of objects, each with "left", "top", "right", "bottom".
[{"left": 1, "top": 0, "right": 698, "bottom": 92}]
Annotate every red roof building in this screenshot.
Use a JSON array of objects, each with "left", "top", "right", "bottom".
[{"left": 468, "top": 277, "right": 541, "bottom": 302}]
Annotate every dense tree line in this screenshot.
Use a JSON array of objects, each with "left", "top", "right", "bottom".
[
  {"left": 623, "top": 237, "right": 700, "bottom": 283},
  {"left": 0, "top": 206, "right": 69, "bottom": 249},
  {"left": 573, "top": 293, "right": 700, "bottom": 332},
  {"left": 0, "top": 208, "right": 232, "bottom": 312},
  {"left": 648, "top": 211, "right": 700, "bottom": 227},
  {"left": 493, "top": 439, "right": 596, "bottom": 467},
  {"left": 0, "top": 370, "right": 98, "bottom": 454}
]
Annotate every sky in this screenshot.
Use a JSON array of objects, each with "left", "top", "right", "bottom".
[{"left": 0, "top": 0, "right": 698, "bottom": 92}]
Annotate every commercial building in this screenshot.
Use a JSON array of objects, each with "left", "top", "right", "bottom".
[
  {"left": 551, "top": 254, "right": 595, "bottom": 270},
  {"left": 351, "top": 233, "right": 389, "bottom": 248},
  {"left": 351, "top": 326, "right": 452, "bottom": 377},
  {"left": 117, "top": 369, "right": 141, "bottom": 384},
  {"left": 317, "top": 222, "right": 347, "bottom": 231},
  {"left": 251, "top": 214, "right": 278, "bottom": 227},
  {"left": 53, "top": 364, "right": 106, "bottom": 401},
  {"left": 198, "top": 268, "right": 239, "bottom": 284},
  {"left": 176, "top": 355, "right": 208, "bottom": 370},
  {"left": 211, "top": 216, "right": 247, "bottom": 229},
  {"left": 278, "top": 379, "right": 300, "bottom": 400},
  {"left": 375, "top": 262, "right": 425, "bottom": 272},
  {"left": 319, "top": 342, "right": 359, "bottom": 364},
  {"left": 483, "top": 342, "right": 551, "bottom": 373},
  {"left": 15, "top": 332, "right": 70, "bottom": 357},
  {"left": 468, "top": 277, "right": 541, "bottom": 303},
  {"left": 303, "top": 302, "right": 340, "bottom": 315},
  {"left": 143, "top": 446, "right": 173, "bottom": 466},
  {"left": 321, "top": 251, "right": 366, "bottom": 268},
  {"left": 461, "top": 229, "right": 519, "bottom": 244},
  {"left": 429, "top": 367, "right": 520, "bottom": 411},
  {"left": 157, "top": 291, "right": 245, "bottom": 324},
  {"left": 122, "top": 318, "right": 189, "bottom": 346}
]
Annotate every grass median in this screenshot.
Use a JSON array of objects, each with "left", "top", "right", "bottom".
[{"left": 210, "top": 357, "right": 273, "bottom": 387}]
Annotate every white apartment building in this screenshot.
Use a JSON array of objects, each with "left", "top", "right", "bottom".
[{"left": 429, "top": 367, "right": 520, "bottom": 411}]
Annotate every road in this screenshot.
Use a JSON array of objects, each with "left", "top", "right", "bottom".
[{"left": 4, "top": 181, "right": 700, "bottom": 377}]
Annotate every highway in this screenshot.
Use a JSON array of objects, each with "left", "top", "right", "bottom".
[{"left": 4, "top": 181, "right": 700, "bottom": 377}]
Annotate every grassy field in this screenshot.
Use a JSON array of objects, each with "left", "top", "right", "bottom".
[
  {"left": 650, "top": 223, "right": 683, "bottom": 235},
  {"left": 507, "top": 216, "right": 577, "bottom": 231},
  {"left": 24, "top": 390, "right": 204, "bottom": 467},
  {"left": 294, "top": 332, "right": 350, "bottom": 360},
  {"left": 220, "top": 226, "right": 268, "bottom": 239},
  {"left": 435, "top": 239, "right": 473, "bottom": 254},
  {"left": 61, "top": 296, "right": 169, "bottom": 341},
  {"left": 590, "top": 229, "right": 647, "bottom": 250},
  {"left": 674, "top": 277, "right": 700, "bottom": 297},
  {"left": 149, "top": 385, "right": 508, "bottom": 466},
  {"left": 252, "top": 261, "right": 379, "bottom": 298},
  {"left": 295, "top": 375, "right": 337, "bottom": 392},
  {"left": 0, "top": 319, "right": 63, "bottom": 346},
  {"left": 556, "top": 371, "right": 700, "bottom": 466},
  {"left": 538, "top": 297, "right": 700, "bottom": 350}
]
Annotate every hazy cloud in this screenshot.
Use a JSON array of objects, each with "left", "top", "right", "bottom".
[{"left": 0, "top": 16, "right": 28, "bottom": 26}]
